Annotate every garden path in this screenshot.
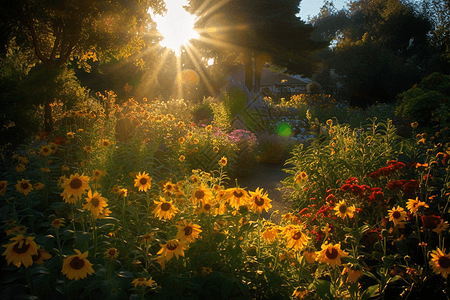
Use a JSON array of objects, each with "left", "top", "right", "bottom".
[{"left": 236, "top": 161, "right": 292, "bottom": 223}]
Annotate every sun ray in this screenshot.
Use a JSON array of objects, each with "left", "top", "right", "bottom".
[
  {"left": 176, "top": 53, "right": 183, "bottom": 100},
  {"left": 183, "top": 44, "right": 216, "bottom": 96}
]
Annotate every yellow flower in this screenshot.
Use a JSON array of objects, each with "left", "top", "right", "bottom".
[
  {"left": 157, "top": 239, "right": 188, "bottom": 261},
  {"left": 178, "top": 137, "right": 185, "bottom": 143},
  {"left": 119, "top": 188, "right": 128, "bottom": 197},
  {"left": 226, "top": 187, "right": 250, "bottom": 209},
  {"left": 195, "top": 200, "right": 214, "bottom": 214},
  {"left": 51, "top": 218, "right": 65, "bottom": 229},
  {"left": 433, "top": 220, "right": 449, "bottom": 234},
  {"left": 179, "top": 155, "right": 185, "bottom": 162},
  {"left": 193, "top": 138, "right": 199, "bottom": 144},
  {"left": 15, "top": 164, "right": 26, "bottom": 172},
  {"left": 334, "top": 200, "right": 356, "bottom": 219},
  {"left": 83, "top": 190, "right": 108, "bottom": 218},
  {"left": 302, "top": 250, "right": 317, "bottom": 264},
  {"left": 249, "top": 187, "right": 272, "bottom": 213},
  {"left": 262, "top": 226, "right": 279, "bottom": 243},
  {"left": 139, "top": 233, "right": 155, "bottom": 244},
  {"left": 388, "top": 206, "right": 407, "bottom": 225},
  {"left": 61, "top": 173, "right": 90, "bottom": 203},
  {"left": 213, "top": 146, "right": 219, "bottom": 153},
  {"left": 32, "top": 248, "right": 52, "bottom": 265},
  {"left": 0, "top": 181, "right": 7, "bottom": 196},
  {"left": 92, "top": 169, "right": 106, "bottom": 181},
  {"left": 326, "top": 119, "right": 333, "bottom": 126},
  {"left": 100, "top": 139, "right": 112, "bottom": 147},
  {"left": 176, "top": 220, "right": 202, "bottom": 243},
  {"left": 190, "top": 175, "right": 199, "bottom": 185},
  {"left": 17, "top": 156, "right": 29, "bottom": 164},
  {"left": 292, "top": 287, "right": 308, "bottom": 299},
  {"left": 61, "top": 249, "right": 95, "bottom": 280},
  {"left": 283, "top": 225, "right": 309, "bottom": 251},
  {"left": 131, "top": 277, "right": 156, "bottom": 288},
  {"left": 67, "top": 132, "right": 75, "bottom": 139},
  {"left": 342, "top": 264, "right": 364, "bottom": 283},
  {"left": 411, "top": 122, "right": 419, "bottom": 129},
  {"left": 40, "top": 145, "right": 53, "bottom": 156},
  {"left": 152, "top": 197, "right": 178, "bottom": 220},
  {"left": 61, "top": 165, "right": 70, "bottom": 171},
  {"left": 134, "top": 171, "right": 152, "bottom": 192},
  {"left": 33, "top": 182, "right": 45, "bottom": 191},
  {"left": 15, "top": 179, "right": 33, "bottom": 195},
  {"left": 430, "top": 248, "right": 450, "bottom": 279},
  {"left": 219, "top": 156, "right": 227, "bottom": 167},
  {"left": 190, "top": 184, "right": 214, "bottom": 205},
  {"left": 105, "top": 248, "right": 119, "bottom": 260},
  {"left": 83, "top": 145, "right": 93, "bottom": 153},
  {"left": 406, "top": 197, "right": 429, "bottom": 215},
  {"left": 40, "top": 167, "right": 50, "bottom": 173},
  {"left": 316, "top": 242, "right": 348, "bottom": 267},
  {"left": 294, "top": 171, "right": 308, "bottom": 184},
  {"left": 2, "top": 235, "right": 38, "bottom": 268}
]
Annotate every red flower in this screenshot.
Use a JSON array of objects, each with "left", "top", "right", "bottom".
[
  {"left": 325, "top": 194, "right": 337, "bottom": 205},
  {"left": 340, "top": 184, "right": 351, "bottom": 192},
  {"left": 421, "top": 214, "right": 441, "bottom": 230},
  {"left": 368, "top": 191, "right": 384, "bottom": 203},
  {"left": 369, "top": 171, "right": 381, "bottom": 180},
  {"left": 346, "top": 177, "right": 359, "bottom": 184},
  {"left": 387, "top": 180, "right": 404, "bottom": 190}
]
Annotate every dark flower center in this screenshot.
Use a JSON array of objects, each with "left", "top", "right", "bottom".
[
  {"left": 70, "top": 178, "right": 82, "bottom": 190},
  {"left": 325, "top": 248, "right": 339, "bottom": 260},
  {"left": 108, "top": 249, "right": 116, "bottom": 256},
  {"left": 393, "top": 211, "right": 401, "bottom": 219},
  {"left": 70, "top": 257, "right": 85, "bottom": 270},
  {"left": 195, "top": 190, "right": 205, "bottom": 199},
  {"left": 140, "top": 178, "right": 148, "bottom": 185},
  {"left": 167, "top": 243, "right": 178, "bottom": 251},
  {"left": 43, "top": 148, "right": 49, "bottom": 153},
  {"left": 292, "top": 232, "right": 302, "bottom": 240},
  {"left": 13, "top": 242, "right": 30, "bottom": 254},
  {"left": 32, "top": 250, "right": 41, "bottom": 262},
  {"left": 91, "top": 198, "right": 100, "bottom": 207},
  {"left": 439, "top": 256, "right": 450, "bottom": 268},
  {"left": 161, "top": 203, "right": 171, "bottom": 211},
  {"left": 233, "top": 191, "right": 243, "bottom": 198},
  {"left": 166, "top": 184, "right": 173, "bottom": 191},
  {"left": 204, "top": 203, "right": 211, "bottom": 211},
  {"left": 254, "top": 196, "right": 265, "bottom": 206},
  {"left": 184, "top": 226, "right": 193, "bottom": 236},
  {"left": 20, "top": 182, "right": 29, "bottom": 190},
  {"left": 339, "top": 205, "right": 347, "bottom": 214},
  {"left": 0, "top": 183, "right": 5, "bottom": 189}
]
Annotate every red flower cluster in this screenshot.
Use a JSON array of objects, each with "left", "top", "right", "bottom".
[
  {"left": 386, "top": 179, "right": 419, "bottom": 196},
  {"left": 369, "top": 161, "right": 406, "bottom": 180}
]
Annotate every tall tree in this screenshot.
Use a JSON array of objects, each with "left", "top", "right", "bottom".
[
  {"left": 0, "top": 0, "right": 165, "bottom": 132},
  {"left": 189, "top": 0, "right": 328, "bottom": 93}
]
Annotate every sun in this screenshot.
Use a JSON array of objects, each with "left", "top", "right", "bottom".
[{"left": 154, "top": 0, "right": 199, "bottom": 55}]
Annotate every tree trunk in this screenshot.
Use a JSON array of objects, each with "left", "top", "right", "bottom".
[{"left": 254, "top": 53, "right": 265, "bottom": 94}]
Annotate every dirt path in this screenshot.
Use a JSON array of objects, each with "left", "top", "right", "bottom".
[{"left": 237, "top": 162, "right": 293, "bottom": 223}]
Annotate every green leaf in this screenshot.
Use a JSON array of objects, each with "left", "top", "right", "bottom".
[
  {"left": 313, "top": 279, "right": 334, "bottom": 300},
  {"left": 361, "top": 284, "right": 379, "bottom": 300},
  {"left": 221, "top": 278, "right": 234, "bottom": 300}
]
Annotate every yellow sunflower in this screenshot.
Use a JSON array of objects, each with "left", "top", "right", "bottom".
[
  {"left": 83, "top": 145, "right": 94, "bottom": 153},
  {"left": 262, "top": 226, "right": 279, "bottom": 243},
  {"left": 179, "top": 155, "right": 185, "bottom": 162},
  {"left": 249, "top": 187, "right": 272, "bottom": 213},
  {"left": 139, "top": 233, "right": 155, "bottom": 244},
  {"left": 100, "top": 139, "right": 112, "bottom": 147},
  {"left": 15, "top": 179, "right": 33, "bottom": 196},
  {"left": 51, "top": 218, "right": 65, "bottom": 229},
  {"left": 2, "top": 235, "right": 38, "bottom": 268},
  {"left": 406, "top": 197, "right": 429, "bottom": 215},
  {"left": 388, "top": 206, "right": 407, "bottom": 225},
  {"left": 152, "top": 197, "right": 179, "bottom": 220},
  {"left": 334, "top": 200, "right": 356, "bottom": 219},
  {"left": 134, "top": 171, "right": 152, "bottom": 192},
  {"left": 105, "top": 248, "right": 119, "bottom": 260},
  {"left": 92, "top": 169, "right": 106, "bottom": 181},
  {"left": 190, "top": 184, "right": 214, "bottom": 205},
  {"left": 284, "top": 225, "right": 309, "bottom": 251},
  {"left": 32, "top": 248, "right": 52, "bottom": 265},
  {"left": 40, "top": 145, "right": 53, "bottom": 156},
  {"left": 294, "top": 171, "right": 308, "bottom": 184},
  {"left": 433, "top": 220, "right": 449, "bottom": 234},
  {"left": 316, "top": 242, "right": 349, "bottom": 267},
  {"left": 67, "top": 132, "right": 75, "bottom": 139},
  {"left": 15, "top": 164, "right": 26, "bottom": 173},
  {"left": 83, "top": 190, "right": 108, "bottom": 219},
  {"left": 430, "top": 248, "right": 450, "bottom": 279},
  {"left": 302, "top": 250, "right": 317, "bottom": 264},
  {"left": 131, "top": 277, "right": 156, "bottom": 288},
  {"left": 0, "top": 180, "right": 7, "bottom": 196},
  {"left": 341, "top": 264, "right": 364, "bottom": 283},
  {"left": 219, "top": 156, "right": 227, "bottom": 167},
  {"left": 226, "top": 188, "right": 250, "bottom": 209},
  {"left": 33, "top": 182, "right": 45, "bottom": 191},
  {"left": 61, "top": 173, "right": 90, "bottom": 203},
  {"left": 195, "top": 200, "right": 214, "bottom": 214},
  {"left": 61, "top": 249, "right": 95, "bottom": 280},
  {"left": 292, "top": 287, "right": 308, "bottom": 299},
  {"left": 176, "top": 220, "right": 202, "bottom": 243},
  {"left": 213, "top": 146, "right": 219, "bottom": 153},
  {"left": 157, "top": 239, "right": 188, "bottom": 261}
]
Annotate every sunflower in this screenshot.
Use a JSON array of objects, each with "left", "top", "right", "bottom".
[
  {"left": 163, "top": 181, "right": 176, "bottom": 196},
  {"left": 83, "top": 190, "right": 108, "bottom": 218},
  {"left": 139, "top": 233, "right": 155, "bottom": 244},
  {"left": 105, "top": 248, "right": 119, "bottom": 260},
  {"left": 33, "top": 182, "right": 45, "bottom": 191},
  {"left": 292, "top": 287, "right": 308, "bottom": 299},
  {"left": 92, "top": 169, "right": 106, "bottom": 181},
  {"left": 284, "top": 225, "right": 309, "bottom": 251},
  {"left": 176, "top": 220, "right": 202, "bottom": 243},
  {"left": 61, "top": 249, "right": 95, "bottom": 280},
  {"left": 302, "top": 250, "right": 317, "bottom": 264},
  {"left": 430, "top": 248, "right": 450, "bottom": 279},
  {"left": 262, "top": 226, "right": 279, "bottom": 243},
  {"left": 294, "top": 171, "right": 308, "bottom": 184},
  {"left": 152, "top": 197, "right": 179, "bottom": 220},
  {"left": 195, "top": 200, "right": 214, "bottom": 214},
  {"left": 341, "top": 264, "right": 364, "bottom": 283},
  {"left": 67, "top": 132, "right": 75, "bottom": 139},
  {"left": 249, "top": 187, "right": 272, "bottom": 213},
  {"left": 134, "top": 171, "right": 152, "bottom": 192},
  {"left": 61, "top": 173, "right": 90, "bottom": 202},
  {"left": 2, "top": 235, "right": 38, "bottom": 268},
  {"left": 51, "top": 218, "right": 65, "bottom": 229},
  {"left": 316, "top": 242, "right": 348, "bottom": 267},
  {"left": 334, "top": 200, "right": 356, "bottom": 219},
  {"left": 190, "top": 175, "right": 199, "bottom": 185},
  {"left": 190, "top": 184, "right": 213, "bottom": 205},
  {"left": 179, "top": 155, "right": 185, "bottom": 162},
  {"left": 15, "top": 179, "right": 33, "bottom": 196},
  {"left": 178, "top": 137, "right": 185, "bottom": 143},
  {"left": 226, "top": 188, "right": 251, "bottom": 209},
  {"left": 0, "top": 181, "right": 7, "bottom": 196},
  {"left": 32, "top": 248, "right": 52, "bottom": 265},
  {"left": 40, "top": 144, "right": 53, "bottom": 156},
  {"left": 406, "top": 197, "right": 429, "bottom": 215},
  {"left": 100, "top": 139, "right": 112, "bottom": 147},
  {"left": 219, "top": 156, "right": 227, "bottom": 167},
  {"left": 213, "top": 146, "right": 219, "bottom": 153},
  {"left": 388, "top": 206, "right": 407, "bottom": 225},
  {"left": 83, "top": 145, "right": 94, "bottom": 153},
  {"left": 131, "top": 277, "right": 156, "bottom": 288},
  {"left": 119, "top": 188, "right": 128, "bottom": 197},
  {"left": 157, "top": 239, "right": 188, "bottom": 261},
  {"left": 433, "top": 220, "right": 449, "bottom": 234}
]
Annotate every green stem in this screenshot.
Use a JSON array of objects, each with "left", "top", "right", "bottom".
[{"left": 25, "top": 267, "right": 35, "bottom": 296}]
